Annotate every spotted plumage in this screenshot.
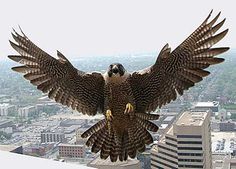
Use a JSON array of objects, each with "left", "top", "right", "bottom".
[{"left": 8, "top": 11, "right": 229, "bottom": 162}]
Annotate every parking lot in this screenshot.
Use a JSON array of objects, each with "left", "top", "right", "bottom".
[{"left": 212, "top": 132, "right": 236, "bottom": 153}]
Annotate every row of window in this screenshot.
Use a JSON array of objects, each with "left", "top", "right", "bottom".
[
  {"left": 154, "top": 154, "right": 178, "bottom": 165},
  {"left": 178, "top": 153, "right": 203, "bottom": 156},
  {"left": 179, "top": 158, "right": 203, "bottom": 162},
  {"left": 158, "top": 150, "right": 178, "bottom": 159},
  {"left": 178, "top": 141, "right": 202, "bottom": 144},
  {"left": 166, "top": 142, "right": 177, "bottom": 147},
  {"left": 165, "top": 136, "right": 177, "bottom": 142},
  {"left": 177, "top": 135, "right": 202, "bottom": 138},
  {"left": 158, "top": 145, "right": 177, "bottom": 153},
  {"left": 178, "top": 164, "right": 203, "bottom": 168},
  {"left": 151, "top": 162, "right": 164, "bottom": 169},
  {"left": 151, "top": 158, "right": 178, "bottom": 169},
  {"left": 59, "top": 147, "right": 84, "bottom": 151},
  {"left": 178, "top": 147, "right": 202, "bottom": 150}
]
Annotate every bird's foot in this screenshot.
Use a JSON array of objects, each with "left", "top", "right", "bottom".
[
  {"left": 105, "top": 109, "right": 113, "bottom": 134},
  {"left": 124, "top": 103, "right": 134, "bottom": 114},
  {"left": 106, "top": 109, "right": 113, "bottom": 121}
]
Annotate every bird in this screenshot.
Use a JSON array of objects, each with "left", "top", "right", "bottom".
[{"left": 8, "top": 10, "right": 229, "bottom": 162}]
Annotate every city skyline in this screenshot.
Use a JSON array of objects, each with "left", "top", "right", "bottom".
[
  {"left": 0, "top": 0, "right": 235, "bottom": 62},
  {"left": 1, "top": 1, "right": 236, "bottom": 168}
]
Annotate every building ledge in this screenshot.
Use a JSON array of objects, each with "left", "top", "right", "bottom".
[{"left": 0, "top": 150, "right": 95, "bottom": 169}]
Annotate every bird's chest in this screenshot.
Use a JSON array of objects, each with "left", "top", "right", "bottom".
[{"left": 105, "top": 82, "right": 134, "bottom": 113}]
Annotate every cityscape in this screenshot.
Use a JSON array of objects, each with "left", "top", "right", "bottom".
[{"left": 1, "top": 50, "right": 236, "bottom": 169}]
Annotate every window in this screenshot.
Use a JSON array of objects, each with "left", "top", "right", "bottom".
[
  {"left": 177, "top": 135, "right": 202, "bottom": 138},
  {"left": 158, "top": 145, "right": 177, "bottom": 153},
  {"left": 178, "top": 147, "right": 202, "bottom": 150},
  {"left": 178, "top": 141, "right": 202, "bottom": 144},
  {"left": 178, "top": 164, "right": 203, "bottom": 168},
  {"left": 166, "top": 142, "right": 177, "bottom": 148},
  {"left": 151, "top": 158, "right": 178, "bottom": 169},
  {"left": 155, "top": 155, "right": 178, "bottom": 165},
  {"left": 158, "top": 150, "right": 178, "bottom": 159},
  {"left": 179, "top": 158, "right": 203, "bottom": 162},
  {"left": 178, "top": 153, "right": 203, "bottom": 156},
  {"left": 166, "top": 136, "right": 177, "bottom": 142}
]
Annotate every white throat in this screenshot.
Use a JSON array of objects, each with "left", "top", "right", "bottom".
[{"left": 103, "top": 71, "right": 130, "bottom": 84}]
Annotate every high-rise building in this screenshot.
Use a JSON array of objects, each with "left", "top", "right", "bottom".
[
  {"left": 0, "top": 103, "right": 16, "bottom": 116},
  {"left": 151, "top": 111, "right": 212, "bottom": 169},
  {"left": 41, "top": 130, "right": 65, "bottom": 143},
  {"left": 18, "top": 106, "right": 36, "bottom": 118}
]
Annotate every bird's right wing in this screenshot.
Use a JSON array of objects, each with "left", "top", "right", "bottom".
[
  {"left": 9, "top": 30, "right": 105, "bottom": 115},
  {"left": 131, "top": 11, "right": 229, "bottom": 113}
]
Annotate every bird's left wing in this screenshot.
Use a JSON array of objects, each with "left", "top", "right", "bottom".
[
  {"left": 8, "top": 30, "right": 105, "bottom": 115},
  {"left": 130, "top": 11, "right": 229, "bottom": 113}
]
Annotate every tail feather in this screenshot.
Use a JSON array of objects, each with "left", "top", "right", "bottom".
[
  {"left": 91, "top": 128, "right": 106, "bottom": 153},
  {"left": 81, "top": 119, "right": 106, "bottom": 138},
  {"left": 86, "top": 132, "right": 98, "bottom": 147},
  {"left": 136, "top": 118, "right": 159, "bottom": 132},
  {"left": 127, "top": 126, "right": 136, "bottom": 158},
  {"left": 119, "top": 131, "right": 129, "bottom": 161},
  {"left": 142, "top": 129, "right": 153, "bottom": 145},
  {"left": 133, "top": 127, "right": 146, "bottom": 152},
  {"left": 110, "top": 142, "right": 119, "bottom": 162},
  {"left": 100, "top": 129, "right": 113, "bottom": 160},
  {"left": 84, "top": 115, "right": 159, "bottom": 162},
  {"left": 135, "top": 113, "right": 160, "bottom": 120}
]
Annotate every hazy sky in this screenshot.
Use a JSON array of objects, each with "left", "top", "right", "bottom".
[{"left": 0, "top": 0, "right": 234, "bottom": 61}]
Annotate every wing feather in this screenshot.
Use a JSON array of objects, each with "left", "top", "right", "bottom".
[
  {"left": 131, "top": 11, "right": 229, "bottom": 112},
  {"left": 9, "top": 30, "right": 105, "bottom": 115}
]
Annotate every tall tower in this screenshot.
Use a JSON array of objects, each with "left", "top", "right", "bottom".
[{"left": 151, "top": 111, "right": 212, "bottom": 169}]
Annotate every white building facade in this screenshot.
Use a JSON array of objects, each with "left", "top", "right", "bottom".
[{"left": 151, "top": 111, "right": 212, "bottom": 169}]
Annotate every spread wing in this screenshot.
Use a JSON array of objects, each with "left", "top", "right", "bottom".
[
  {"left": 8, "top": 30, "right": 105, "bottom": 115},
  {"left": 130, "top": 11, "right": 229, "bottom": 113}
]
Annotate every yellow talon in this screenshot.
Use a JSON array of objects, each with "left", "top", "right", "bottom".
[
  {"left": 106, "top": 109, "right": 113, "bottom": 135},
  {"left": 106, "top": 109, "right": 113, "bottom": 121},
  {"left": 124, "top": 103, "right": 134, "bottom": 114}
]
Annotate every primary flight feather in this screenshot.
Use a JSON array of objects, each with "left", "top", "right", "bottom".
[{"left": 8, "top": 11, "right": 229, "bottom": 162}]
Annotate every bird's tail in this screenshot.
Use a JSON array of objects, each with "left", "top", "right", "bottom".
[{"left": 81, "top": 113, "right": 159, "bottom": 162}]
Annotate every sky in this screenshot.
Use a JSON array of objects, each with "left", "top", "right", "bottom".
[{"left": 0, "top": 0, "right": 235, "bottom": 61}]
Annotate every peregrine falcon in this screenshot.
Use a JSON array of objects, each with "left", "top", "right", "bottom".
[{"left": 8, "top": 11, "right": 229, "bottom": 162}]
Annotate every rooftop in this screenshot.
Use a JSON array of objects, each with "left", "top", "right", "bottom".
[
  {"left": 50, "top": 113, "right": 104, "bottom": 120},
  {"left": 59, "top": 143, "right": 84, "bottom": 147},
  {"left": 175, "top": 111, "right": 207, "bottom": 126},
  {"left": 0, "top": 103, "right": 14, "bottom": 108},
  {"left": 88, "top": 156, "right": 140, "bottom": 167},
  {"left": 212, "top": 131, "right": 236, "bottom": 153},
  {"left": 195, "top": 101, "right": 219, "bottom": 107},
  {"left": 0, "top": 145, "right": 20, "bottom": 152},
  {"left": 163, "top": 116, "right": 175, "bottom": 122},
  {"left": 0, "top": 150, "right": 95, "bottom": 169}
]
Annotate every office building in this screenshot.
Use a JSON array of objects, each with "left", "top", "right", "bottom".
[
  {"left": 41, "top": 130, "right": 65, "bottom": 143},
  {"left": 151, "top": 111, "right": 212, "bottom": 169},
  {"left": 18, "top": 106, "right": 36, "bottom": 118},
  {"left": 0, "top": 103, "right": 16, "bottom": 116},
  {"left": 192, "top": 101, "right": 219, "bottom": 113},
  {"left": 219, "top": 121, "right": 235, "bottom": 131},
  {"left": 59, "top": 143, "right": 86, "bottom": 158}
]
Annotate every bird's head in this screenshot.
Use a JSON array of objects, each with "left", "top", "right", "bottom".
[
  {"left": 104, "top": 63, "right": 129, "bottom": 84},
  {"left": 107, "top": 63, "right": 126, "bottom": 77}
]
